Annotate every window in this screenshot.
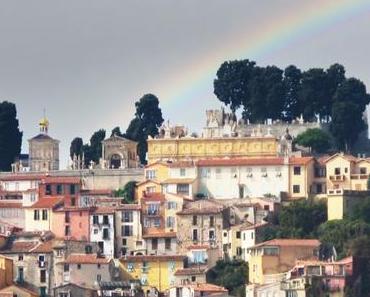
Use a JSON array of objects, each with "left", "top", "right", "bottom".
[
  {"left": 94, "top": 229, "right": 98, "bottom": 234},
  {"left": 145, "top": 170, "right": 156, "bottom": 179},
  {"left": 97, "top": 274, "right": 102, "bottom": 282},
  {"left": 97, "top": 263, "right": 101, "bottom": 269},
  {"left": 147, "top": 203, "right": 159, "bottom": 215},
  {"left": 42, "top": 209, "right": 48, "bottom": 220},
  {"left": 17, "top": 267, "right": 24, "bottom": 283},
  {"left": 45, "top": 184, "right": 52, "bottom": 195},
  {"left": 209, "top": 230, "right": 215, "bottom": 240},
  {"left": 122, "top": 211, "right": 133, "bottom": 222},
  {"left": 177, "top": 184, "right": 189, "bottom": 194},
  {"left": 70, "top": 184, "right": 76, "bottom": 195},
  {"left": 65, "top": 211, "right": 70, "bottom": 223},
  {"left": 192, "top": 216, "right": 198, "bottom": 226},
  {"left": 264, "top": 247, "right": 279, "bottom": 256},
  {"left": 71, "top": 197, "right": 76, "bottom": 206},
  {"left": 103, "top": 215, "right": 109, "bottom": 225},
  {"left": 192, "top": 229, "right": 198, "bottom": 241},
  {"left": 264, "top": 205, "right": 270, "bottom": 211},
  {"left": 345, "top": 167, "right": 348, "bottom": 173},
  {"left": 293, "top": 166, "right": 301, "bottom": 175},
  {"left": 335, "top": 167, "right": 341, "bottom": 175},
  {"left": 18, "top": 254, "right": 23, "bottom": 261},
  {"left": 56, "top": 184, "right": 63, "bottom": 195},
  {"left": 64, "top": 263, "right": 69, "bottom": 272},
  {"left": 122, "top": 225, "right": 133, "bottom": 236},
  {"left": 103, "top": 228, "right": 109, "bottom": 240},
  {"left": 93, "top": 215, "right": 99, "bottom": 224},
  {"left": 316, "top": 183, "right": 323, "bottom": 194},
  {"left": 153, "top": 218, "right": 161, "bottom": 227},
  {"left": 180, "top": 168, "right": 186, "bottom": 176},
  {"left": 191, "top": 276, "right": 196, "bottom": 282},
  {"left": 152, "top": 238, "right": 158, "bottom": 250},
  {"left": 360, "top": 167, "right": 367, "bottom": 174},
  {"left": 223, "top": 232, "right": 227, "bottom": 237},
  {"left": 209, "top": 216, "right": 214, "bottom": 227},
  {"left": 167, "top": 201, "right": 177, "bottom": 209},
  {"left": 166, "top": 216, "right": 175, "bottom": 228},
  {"left": 59, "top": 293, "right": 69, "bottom": 297},
  {"left": 236, "top": 231, "right": 241, "bottom": 239},
  {"left": 165, "top": 238, "right": 171, "bottom": 250},
  {"left": 251, "top": 232, "right": 254, "bottom": 239},
  {"left": 40, "top": 270, "right": 46, "bottom": 283},
  {"left": 230, "top": 167, "right": 237, "bottom": 178},
  {"left": 77, "top": 264, "right": 81, "bottom": 269},
  {"left": 34, "top": 210, "right": 40, "bottom": 220},
  {"left": 65, "top": 226, "right": 70, "bottom": 236},
  {"left": 85, "top": 245, "right": 92, "bottom": 254},
  {"left": 201, "top": 168, "right": 211, "bottom": 178},
  {"left": 216, "top": 168, "right": 222, "bottom": 179},
  {"left": 122, "top": 238, "right": 127, "bottom": 246},
  {"left": 293, "top": 185, "right": 300, "bottom": 194}
]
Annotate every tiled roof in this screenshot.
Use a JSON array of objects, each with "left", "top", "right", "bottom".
[
  {"left": 93, "top": 207, "right": 116, "bottom": 214},
  {"left": 41, "top": 176, "right": 81, "bottom": 184},
  {"left": 142, "top": 192, "right": 165, "bottom": 201},
  {"left": 240, "top": 222, "right": 268, "bottom": 231},
  {"left": 161, "top": 178, "right": 196, "bottom": 184},
  {"left": 137, "top": 179, "right": 161, "bottom": 186},
  {"left": 324, "top": 153, "right": 358, "bottom": 163},
  {"left": 0, "top": 202, "right": 22, "bottom": 208},
  {"left": 197, "top": 158, "right": 285, "bottom": 167},
  {"left": 30, "top": 133, "right": 54, "bottom": 141},
  {"left": 28, "top": 198, "right": 64, "bottom": 209},
  {"left": 174, "top": 267, "right": 207, "bottom": 276},
  {"left": 80, "top": 189, "right": 113, "bottom": 196},
  {"left": 187, "top": 283, "right": 228, "bottom": 292},
  {"left": 249, "top": 239, "right": 320, "bottom": 249},
  {"left": 121, "top": 255, "right": 185, "bottom": 262},
  {"left": 31, "top": 240, "right": 54, "bottom": 253},
  {"left": 0, "top": 174, "right": 45, "bottom": 181},
  {"left": 167, "top": 161, "right": 196, "bottom": 168},
  {"left": 0, "top": 241, "right": 38, "bottom": 253},
  {"left": 63, "top": 253, "right": 111, "bottom": 264},
  {"left": 115, "top": 204, "right": 141, "bottom": 210},
  {"left": 177, "top": 200, "right": 224, "bottom": 215},
  {"left": 144, "top": 161, "right": 169, "bottom": 169},
  {"left": 142, "top": 231, "right": 176, "bottom": 239}
]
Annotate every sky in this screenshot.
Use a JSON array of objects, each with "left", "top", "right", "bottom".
[{"left": 0, "top": 0, "right": 370, "bottom": 168}]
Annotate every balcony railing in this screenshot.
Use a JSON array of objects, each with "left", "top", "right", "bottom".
[
  {"left": 350, "top": 174, "right": 369, "bottom": 180},
  {"left": 329, "top": 175, "right": 345, "bottom": 181}
]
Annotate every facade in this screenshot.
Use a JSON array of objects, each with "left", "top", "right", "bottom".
[
  {"left": 101, "top": 134, "right": 138, "bottom": 169},
  {"left": 90, "top": 209, "right": 115, "bottom": 257},
  {"left": 0, "top": 201, "right": 24, "bottom": 229},
  {"left": 0, "top": 284, "right": 38, "bottom": 297},
  {"left": 247, "top": 239, "right": 321, "bottom": 285},
  {"left": 120, "top": 255, "right": 185, "bottom": 292},
  {"left": 168, "top": 283, "right": 228, "bottom": 297},
  {"left": 28, "top": 118, "right": 60, "bottom": 172},
  {"left": 0, "top": 255, "right": 13, "bottom": 289},
  {"left": 115, "top": 204, "right": 143, "bottom": 257},
  {"left": 54, "top": 283, "right": 97, "bottom": 297},
  {"left": 176, "top": 199, "right": 229, "bottom": 258}
]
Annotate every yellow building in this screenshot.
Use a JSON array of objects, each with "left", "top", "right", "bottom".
[
  {"left": 325, "top": 153, "right": 370, "bottom": 193},
  {"left": 0, "top": 255, "right": 13, "bottom": 289},
  {"left": 247, "top": 239, "right": 320, "bottom": 285},
  {"left": 222, "top": 225, "right": 242, "bottom": 260},
  {"left": 147, "top": 136, "right": 278, "bottom": 164},
  {"left": 120, "top": 255, "right": 185, "bottom": 292},
  {"left": 327, "top": 190, "right": 369, "bottom": 220},
  {"left": 288, "top": 157, "right": 315, "bottom": 200}
]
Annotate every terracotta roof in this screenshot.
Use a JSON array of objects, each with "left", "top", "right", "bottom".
[
  {"left": 41, "top": 176, "right": 81, "bottom": 184},
  {"left": 0, "top": 284, "right": 39, "bottom": 296},
  {"left": 0, "top": 241, "right": 38, "bottom": 253},
  {"left": 249, "top": 239, "right": 320, "bottom": 249},
  {"left": 167, "top": 161, "right": 196, "bottom": 168},
  {"left": 137, "top": 179, "right": 161, "bottom": 186},
  {"left": 121, "top": 255, "right": 185, "bottom": 262},
  {"left": 142, "top": 192, "right": 165, "bottom": 201},
  {"left": 0, "top": 202, "right": 22, "bottom": 208},
  {"left": 28, "top": 197, "right": 64, "bottom": 209},
  {"left": 80, "top": 189, "right": 113, "bottom": 196},
  {"left": 240, "top": 222, "right": 268, "bottom": 231},
  {"left": 115, "top": 204, "right": 141, "bottom": 210},
  {"left": 197, "top": 158, "right": 285, "bottom": 167},
  {"left": 63, "top": 253, "right": 111, "bottom": 264},
  {"left": 0, "top": 174, "right": 45, "bottom": 181},
  {"left": 144, "top": 161, "right": 169, "bottom": 169},
  {"left": 288, "top": 157, "right": 314, "bottom": 165},
  {"left": 161, "top": 178, "right": 196, "bottom": 184},
  {"left": 142, "top": 231, "right": 176, "bottom": 239},
  {"left": 324, "top": 153, "right": 358, "bottom": 163},
  {"left": 188, "top": 283, "right": 228, "bottom": 293},
  {"left": 93, "top": 207, "right": 116, "bottom": 214},
  {"left": 31, "top": 240, "right": 54, "bottom": 253},
  {"left": 177, "top": 200, "right": 224, "bottom": 215},
  {"left": 174, "top": 267, "right": 207, "bottom": 276}
]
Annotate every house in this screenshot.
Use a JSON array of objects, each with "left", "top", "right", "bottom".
[
  {"left": 59, "top": 253, "right": 115, "bottom": 290},
  {"left": 120, "top": 255, "right": 185, "bottom": 292},
  {"left": 168, "top": 283, "right": 228, "bottom": 297},
  {"left": 240, "top": 223, "right": 269, "bottom": 262},
  {"left": 54, "top": 283, "right": 97, "bottom": 297},
  {"left": 0, "top": 201, "right": 25, "bottom": 229},
  {"left": 176, "top": 199, "right": 229, "bottom": 258},
  {"left": 0, "top": 284, "right": 39, "bottom": 297},
  {"left": 174, "top": 267, "right": 208, "bottom": 285},
  {"left": 247, "top": 239, "right": 321, "bottom": 285},
  {"left": 24, "top": 197, "right": 64, "bottom": 232},
  {"left": 0, "top": 255, "right": 13, "bottom": 289},
  {"left": 90, "top": 208, "right": 115, "bottom": 257},
  {"left": 114, "top": 204, "right": 143, "bottom": 257}
]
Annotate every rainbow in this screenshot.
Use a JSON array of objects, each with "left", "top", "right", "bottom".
[{"left": 157, "top": 0, "right": 370, "bottom": 112}]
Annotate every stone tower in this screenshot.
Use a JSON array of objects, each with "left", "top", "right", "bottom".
[{"left": 28, "top": 117, "right": 60, "bottom": 172}]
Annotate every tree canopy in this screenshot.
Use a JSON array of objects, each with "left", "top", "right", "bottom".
[
  {"left": 70, "top": 137, "right": 83, "bottom": 159},
  {"left": 214, "top": 60, "right": 370, "bottom": 151},
  {"left": 0, "top": 101, "right": 23, "bottom": 171},
  {"left": 114, "top": 181, "right": 137, "bottom": 204},
  {"left": 125, "top": 94, "right": 164, "bottom": 164},
  {"left": 295, "top": 128, "right": 332, "bottom": 153}
]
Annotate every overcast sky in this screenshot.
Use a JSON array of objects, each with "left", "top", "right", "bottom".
[{"left": 1, "top": 0, "right": 370, "bottom": 168}]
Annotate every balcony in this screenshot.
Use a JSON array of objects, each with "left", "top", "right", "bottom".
[
  {"left": 281, "top": 277, "right": 308, "bottom": 290},
  {"left": 329, "top": 175, "right": 345, "bottom": 181},
  {"left": 350, "top": 174, "right": 369, "bottom": 180},
  {"left": 38, "top": 261, "right": 48, "bottom": 268}
]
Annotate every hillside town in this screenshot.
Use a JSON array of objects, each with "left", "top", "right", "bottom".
[{"left": 0, "top": 107, "right": 368, "bottom": 297}]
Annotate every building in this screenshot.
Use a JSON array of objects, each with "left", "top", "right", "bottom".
[
  {"left": 0, "top": 255, "right": 13, "bottom": 289},
  {"left": 120, "top": 255, "right": 185, "bottom": 292},
  {"left": 90, "top": 208, "right": 115, "bottom": 257},
  {"left": 327, "top": 190, "right": 370, "bottom": 220},
  {"left": 325, "top": 153, "right": 370, "bottom": 192},
  {"left": 114, "top": 204, "right": 143, "bottom": 257},
  {"left": 0, "top": 284, "right": 38, "bottom": 297},
  {"left": 240, "top": 223, "right": 269, "bottom": 262},
  {"left": 28, "top": 117, "right": 60, "bottom": 172},
  {"left": 0, "top": 201, "right": 24, "bottom": 229},
  {"left": 54, "top": 283, "right": 98, "bottom": 297},
  {"left": 59, "top": 253, "right": 116, "bottom": 290},
  {"left": 247, "top": 239, "right": 321, "bottom": 286},
  {"left": 168, "top": 283, "right": 228, "bottom": 297},
  {"left": 176, "top": 199, "right": 229, "bottom": 258},
  {"left": 101, "top": 134, "right": 138, "bottom": 169}
]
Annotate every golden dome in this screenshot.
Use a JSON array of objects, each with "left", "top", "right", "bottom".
[{"left": 39, "top": 117, "right": 49, "bottom": 127}]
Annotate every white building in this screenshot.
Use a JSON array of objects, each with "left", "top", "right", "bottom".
[
  {"left": 197, "top": 158, "right": 290, "bottom": 199},
  {"left": 90, "top": 209, "right": 115, "bottom": 257}
]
